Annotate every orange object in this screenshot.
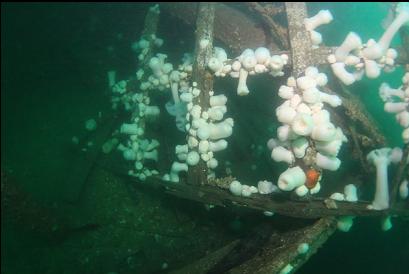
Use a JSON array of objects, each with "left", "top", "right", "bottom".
[{"left": 305, "top": 169, "right": 320, "bottom": 189}]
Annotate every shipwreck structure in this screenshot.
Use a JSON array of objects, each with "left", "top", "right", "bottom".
[{"left": 101, "top": 2, "right": 409, "bottom": 273}]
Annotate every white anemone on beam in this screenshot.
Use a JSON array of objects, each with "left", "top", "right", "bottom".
[
  {"left": 366, "top": 147, "right": 402, "bottom": 210},
  {"left": 335, "top": 32, "right": 362, "bottom": 61},
  {"left": 237, "top": 68, "right": 250, "bottom": 96},
  {"left": 277, "top": 166, "right": 306, "bottom": 191},
  {"left": 364, "top": 2, "right": 409, "bottom": 59}
]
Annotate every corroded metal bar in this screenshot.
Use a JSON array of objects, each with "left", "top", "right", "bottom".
[
  {"left": 130, "top": 176, "right": 409, "bottom": 219},
  {"left": 285, "top": 2, "right": 313, "bottom": 76},
  {"left": 187, "top": 3, "right": 215, "bottom": 185},
  {"left": 229, "top": 218, "right": 337, "bottom": 274}
]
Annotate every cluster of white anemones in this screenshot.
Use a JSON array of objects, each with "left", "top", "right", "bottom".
[
  {"left": 328, "top": 3, "right": 409, "bottom": 85},
  {"left": 328, "top": 32, "right": 398, "bottom": 85},
  {"left": 110, "top": 33, "right": 165, "bottom": 178},
  {"left": 228, "top": 179, "right": 280, "bottom": 197},
  {"left": 136, "top": 53, "right": 193, "bottom": 132},
  {"left": 268, "top": 66, "right": 347, "bottom": 197},
  {"left": 110, "top": 29, "right": 197, "bottom": 181},
  {"left": 207, "top": 47, "right": 288, "bottom": 96},
  {"left": 139, "top": 54, "right": 180, "bottom": 92},
  {"left": 379, "top": 72, "right": 409, "bottom": 143},
  {"left": 116, "top": 92, "right": 161, "bottom": 181},
  {"left": 131, "top": 34, "right": 164, "bottom": 61},
  {"left": 163, "top": 83, "right": 234, "bottom": 182},
  {"left": 111, "top": 80, "right": 130, "bottom": 110},
  {"left": 111, "top": 79, "right": 160, "bottom": 114},
  {"left": 117, "top": 132, "right": 160, "bottom": 181},
  {"left": 135, "top": 52, "right": 192, "bottom": 97},
  {"left": 110, "top": 33, "right": 170, "bottom": 111},
  {"left": 304, "top": 10, "right": 333, "bottom": 49},
  {"left": 229, "top": 180, "right": 258, "bottom": 197},
  {"left": 117, "top": 137, "right": 160, "bottom": 181},
  {"left": 330, "top": 184, "right": 358, "bottom": 202}
]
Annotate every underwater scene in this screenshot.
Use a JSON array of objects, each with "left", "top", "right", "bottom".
[{"left": 1, "top": 2, "right": 409, "bottom": 274}]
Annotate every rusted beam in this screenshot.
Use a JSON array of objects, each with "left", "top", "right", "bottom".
[
  {"left": 129, "top": 176, "right": 409, "bottom": 219},
  {"left": 245, "top": 2, "right": 289, "bottom": 49},
  {"left": 285, "top": 2, "right": 313, "bottom": 76},
  {"left": 169, "top": 240, "right": 241, "bottom": 274},
  {"left": 228, "top": 218, "right": 337, "bottom": 274},
  {"left": 170, "top": 217, "right": 337, "bottom": 274},
  {"left": 187, "top": 3, "right": 215, "bottom": 185}
]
